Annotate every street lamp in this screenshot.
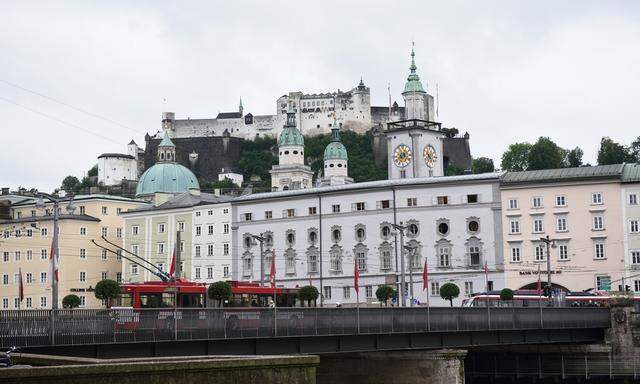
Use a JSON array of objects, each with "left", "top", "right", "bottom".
[
  {"left": 404, "top": 245, "right": 416, "bottom": 307},
  {"left": 539, "top": 235, "right": 557, "bottom": 296},
  {"left": 391, "top": 223, "right": 408, "bottom": 307},
  {"left": 251, "top": 234, "right": 265, "bottom": 286},
  {"left": 34, "top": 192, "right": 74, "bottom": 310}
]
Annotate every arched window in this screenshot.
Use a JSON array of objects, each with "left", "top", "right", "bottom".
[{"left": 332, "top": 228, "right": 341, "bottom": 242}]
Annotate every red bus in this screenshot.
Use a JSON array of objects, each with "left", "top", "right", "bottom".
[
  {"left": 112, "top": 280, "right": 303, "bottom": 333},
  {"left": 115, "top": 280, "right": 300, "bottom": 309},
  {"left": 462, "top": 290, "right": 640, "bottom": 309}
]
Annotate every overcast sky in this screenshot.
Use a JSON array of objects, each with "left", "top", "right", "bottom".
[{"left": 2, "top": 1, "right": 639, "bottom": 193}]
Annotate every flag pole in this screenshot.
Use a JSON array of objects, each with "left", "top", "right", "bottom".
[
  {"left": 271, "top": 249, "right": 277, "bottom": 336},
  {"left": 18, "top": 267, "right": 23, "bottom": 310},
  {"left": 422, "top": 259, "right": 429, "bottom": 331},
  {"left": 484, "top": 261, "right": 490, "bottom": 327},
  {"left": 354, "top": 255, "right": 360, "bottom": 333}
]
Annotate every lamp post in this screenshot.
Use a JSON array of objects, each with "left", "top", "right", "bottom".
[
  {"left": 35, "top": 192, "right": 74, "bottom": 310},
  {"left": 251, "top": 234, "right": 265, "bottom": 286},
  {"left": 539, "top": 235, "right": 556, "bottom": 296},
  {"left": 392, "top": 223, "right": 407, "bottom": 307},
  {"left": 404, "top": 245, "right": 416, "bottom": 307}
]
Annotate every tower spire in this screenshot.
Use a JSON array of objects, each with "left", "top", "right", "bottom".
[{"left": 239, "top": 97, "right": 243, "bottom": 115}]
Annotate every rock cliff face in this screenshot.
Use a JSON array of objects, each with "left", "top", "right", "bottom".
[{"left": 144, "top": 135, "right": 242, "bottom": 183}]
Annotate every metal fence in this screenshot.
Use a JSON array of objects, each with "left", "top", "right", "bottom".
[
  {"left": 0, "top": 307, "right": 610, "bottom": 348},
  {"left": 467, "top": 353, "right": 640, "bottom": 380}
]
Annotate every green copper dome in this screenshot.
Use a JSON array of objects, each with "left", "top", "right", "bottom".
[
  {"left": 403, "top": 46, "right": 425, "bottom": 93},
  {"left": 136, "top": 163, "right": 199, "bottom": 197},
  {"left": 324, "top": 128, "right": 348, "bottom": 160},
  {"left": 278, "top": 109, "right": 304, "bottom": 147}
]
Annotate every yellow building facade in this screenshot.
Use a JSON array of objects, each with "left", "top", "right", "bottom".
[{"left": 0, "top": 195, "right": 146, "bottom": 309}]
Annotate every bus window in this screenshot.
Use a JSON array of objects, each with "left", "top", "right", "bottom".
[
  {"left": 179, "top": 293, "right": 204, "bottom": 308},
  {"left": 115, "top": 293, "right": 133, "bottom": 307},
  {"left": 162, "top": 293, "right": 175, "bottom": 307},
  {"left": 140, "top": 293, "right": 163, "bottom": 308}
]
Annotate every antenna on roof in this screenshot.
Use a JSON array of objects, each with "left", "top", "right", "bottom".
[
  {"left": 436, "top": 83, "right": 439, "bottom": 121},
  {"left": 387, "top": 83, "right": 392, "bottom": 120}
]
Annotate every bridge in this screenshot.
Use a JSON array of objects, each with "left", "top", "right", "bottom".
[{"left": 0, "top": 307, "right": 611, "bottom": 358}]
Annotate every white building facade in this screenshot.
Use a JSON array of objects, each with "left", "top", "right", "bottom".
[
  {"left": 97, "top": 141, "right": 140, "bottom": 186},
  {"left": 192, "top": 201, "right": 233, "bottom": 282},
  {"left": 231, "top": 174, "right": 504, "bottom": 307}
]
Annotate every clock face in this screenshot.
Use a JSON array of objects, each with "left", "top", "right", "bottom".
[
  {"left": 423, "top": 145, "right": 437, "bottom": 168},
  {"left": 393, "top": 145, "right": 412, "bottom": 168}
]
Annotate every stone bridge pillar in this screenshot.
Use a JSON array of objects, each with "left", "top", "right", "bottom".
[
  {"left": 317, "top": 349, "right": 467, "bottom": 384},
  {"left": 606, "top": 303, "right": 636, "bottom": 356}
]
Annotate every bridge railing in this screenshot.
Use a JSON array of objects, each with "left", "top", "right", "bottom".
[{"left": 0, "top": 307, "right": 610, "bottom": 348}]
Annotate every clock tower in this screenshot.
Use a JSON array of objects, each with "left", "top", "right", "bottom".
[{"left": 386, "top": 46, "right": 445, "bottom": 179}]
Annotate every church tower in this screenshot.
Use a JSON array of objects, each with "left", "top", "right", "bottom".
[
  {"left": 269, "top": 107, "right": 313, "bottom": 191},
  {"left": 157, "top": 132, "right": 176, "bottom": 162},
  {"left": 402, "top": 44, "right": 434, "bottom": 121},
  {"left": 386, "top": 45, "right": 444, "bottom": 179},
  {"left": 319, "top": 125, "right": 353, "bottom": 186}
]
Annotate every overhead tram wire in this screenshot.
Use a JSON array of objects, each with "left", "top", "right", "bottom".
[
  {"left": 96, "top": 235, "right": 171, "bottom": 280},
  {"left": 0, "top": 96, "right": 122, "bottom": 146},
  {"left": 0, "top": 79, "right": 145, "bottom": 135},
  {"left": 91, "top": 239, "right": 168, "bottom": 281}
]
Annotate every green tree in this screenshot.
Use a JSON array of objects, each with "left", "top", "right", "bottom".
[
  {"left": 94, "top": 279, "right": 121, "bottom": 308},
  {"left": 208, "top": 281, "right": 232, "bottom": 307},
  {"left": 87, "top": 164, "right": 98, "bottom": 177},
  {"left": 375, "top": 285, "right": 397, "bottom": 307},
  {"left": 62, "top": 294, "right": 81, "bottom": 309},
  {"left": 527, "top": 137, "right": 565, "bottom": 170},
  {"left": 597, "top": 137, "right": 630, "bottom": 165},
  {"left": 439, "top": 283, "right": 460, "bottom": 307},
  {"left": 445, "top": 164, "right": 465, "bottom": 176},
  {"left": 441, "top": 127, "right": 459, "bottom": 138},
  {"left": 499, "top": 288, "right": 514, "bottom": 303},
  {"left": 298, "top": 285, "right": 319, "bottom": 307},
  {"left": 471, "top": 157, "right": 495, "bottom": 174},
  {"left": 565, "top": 147, "right": 584, "bottom": 167},
  {"left": 501, "top": 142, "right": 531, "bottom": 171},
  {"left": 630, "top": 136, "right": 640, "bottom": 162},
  {"left": 61, "top": 176, "right": 80, "bottom": 194}
]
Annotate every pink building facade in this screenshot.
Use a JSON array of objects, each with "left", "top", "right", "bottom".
[{"left": 500, "top": 165, "right": 628, "bottom": 292}]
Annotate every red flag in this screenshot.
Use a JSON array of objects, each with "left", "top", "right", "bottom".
[
  {"left": 269, "top": 249, "right": 276, "bottom": 288},
  {"left": 18, "top": 267, "right": 24, "bottom": 302},
  {"left": 49, "top": 240, "right": 58, "bottom": 283},
  {"left": 354, "top": 255, "right": 360, "bottom": 294},
  {"left": 169, "top": 245, "right": 176, "bottom": 277},
  {"left": 422, "top": 259, "right": 428, "bottom": 291}
]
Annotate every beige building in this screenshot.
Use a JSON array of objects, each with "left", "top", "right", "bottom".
[
  {"left": 0, "top": 194, "right": 146, "bottom": 309},
  {"left": 500, "top": 165, "right": 628, "bottom": 292},
  {"left": 121, "top": 191, "right": 232, "bottom": 284}
]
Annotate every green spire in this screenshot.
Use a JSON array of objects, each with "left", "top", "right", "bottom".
[
  {"left": 278, "top": 105, "right": 304, "bottom": 147},
  {"left": 159, "top": 131, "right": 175, "bottom": 147},
  {"left": 404, "top": 43, "right": 425, "bottom": 93},
  {"left": 330, "top": 126, "right": 341, "bottom": 142}
]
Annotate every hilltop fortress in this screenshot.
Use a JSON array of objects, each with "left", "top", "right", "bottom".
[{"left": 98, "top": 48, "right": 471, "bottom": 186}]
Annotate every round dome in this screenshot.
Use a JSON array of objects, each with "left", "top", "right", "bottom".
[
  {"left": 136, "top": 163, "right": 200, "bottom": 197},
  {"left": 278, "top": 126, "right": 304, "bottom": 147},
  {"left": 324, "top": 142, "right": 348, "bottom": 161}
]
